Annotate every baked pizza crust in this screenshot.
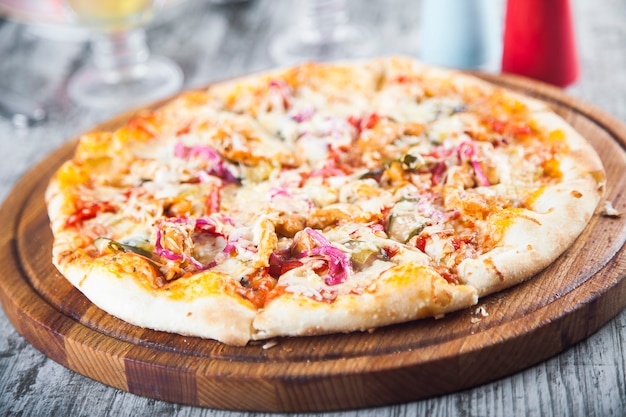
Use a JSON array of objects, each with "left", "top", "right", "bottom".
[
  {"left": 53, "top": 251, "right": 256, "bottom": 346},
  {"left": 253, "top": 263, "right": 478, "bottom": 339},
  {"left": 458, "top": 110, "right": 605, "bottom": 295},
  {"left": 458, "top": 178, "right": 601, "bottom": 295}
]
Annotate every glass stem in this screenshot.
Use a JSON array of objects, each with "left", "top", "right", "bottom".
[
  {"left": 299, "top": 0, "right": 349, "bottom": 44},
  {"left": 90, "top": 29, "right": 150, "bottom": 83}
]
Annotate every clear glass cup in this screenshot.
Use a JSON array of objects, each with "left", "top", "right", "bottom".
[
  {"left": 66, "top": 0, "right": 183, "bottom": 111},
  {"left": 269, "top": 0, "right": 378, "bottom": 65}
]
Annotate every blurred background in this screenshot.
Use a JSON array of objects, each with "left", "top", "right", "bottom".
[
  {"left": 0, "top": 0, "right": 619, "bottom": 129},
  {"left": 0, "top": 0, "right": 566, "bottom": 122}
]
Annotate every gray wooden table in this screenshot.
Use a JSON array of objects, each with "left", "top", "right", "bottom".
[{"left": 1, "top": 1, "right": 625, "bottom": 416}]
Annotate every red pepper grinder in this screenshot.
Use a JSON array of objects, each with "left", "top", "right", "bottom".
[{"left": 501, "top": 0, "right": 579, "bottom": 88}]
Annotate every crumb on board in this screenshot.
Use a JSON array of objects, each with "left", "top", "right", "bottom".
[
  {"left": 475, "top": 306, "right": 489, "bottom": 317},
  {"left": 262, "top": 340, "right": 279, "bottom": 350},
  {"left": 470, "top": 306, "right": 489, "bottom": 323},
  {"left": 602, "top": 200, "right": 621, "bottom": 217}
]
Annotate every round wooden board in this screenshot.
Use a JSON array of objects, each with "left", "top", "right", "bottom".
[{"left": 1, "top": 73, "right": 626, "bottom": 412}]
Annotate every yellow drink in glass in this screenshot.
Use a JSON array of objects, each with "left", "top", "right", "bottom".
[{"left": 66, "top": 0, "right": 156, "bottom": 31}]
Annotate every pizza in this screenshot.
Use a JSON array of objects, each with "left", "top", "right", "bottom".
[{"left": 45, "top": 56, "right": 606, "bottom": 346}]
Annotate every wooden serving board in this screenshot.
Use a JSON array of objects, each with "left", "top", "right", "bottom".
[{"left": 1, "top": 73, "right": 625, "bottom": 412}]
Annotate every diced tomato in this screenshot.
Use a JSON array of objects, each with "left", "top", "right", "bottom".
[
  {"left": 394, "top": 75, "right": 411, "bottom": 83},
  {"left": 175, "top": 122, "right": 192, "bottom": 136},
  {"left": 310, "top": 165, "right": 346, "bottom": 178},
  {"left": 127, "top": 114, "right": 159, "bottom": 138},
  {"left": 347, "top": 112, "right": 380, "bottom": 135},
  {"left": 425, "top": 145, "right": 455, "bottom": 159},
  {"left": 487, "top": 117, "right": 507, "bottom": 134},
  {"left": 204, "top": 184, "right": 221, "bottom": 214},
  {"left": 310, "top": 149, "right": 353, "bottom": 178},
  {"left": 64, "top": 200, "right": 115, "bottom": 228},
  {"left": 362, "top": 112, "right": 380, "bottom": 129},
  {"left": 347, "top": 115, "right": 361, "bottom": 130},
  {"left": 451, "top": 236, "right": 467, "bottom": 251},
  {"left": 451, "top": 234, "right": 475, "bottom": 252},
  {"left": 513, "top": 124, "right": 532, "bottom": 136},
  {"left": 312, "top": 262, "right": 328, "bottom": 276},
  {"left": 382, "top": 246, "right": 400, "bottom": 259},
  {"left": 414, "top": 235, "right": 428, "bottom": 253},
  {"left": 485, "top": 116, "right": 532, "bottom": 138}
]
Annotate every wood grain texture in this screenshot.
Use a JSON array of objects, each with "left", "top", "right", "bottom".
[{"left": 0, "top": 73, "right": 625, "bottom": 412}]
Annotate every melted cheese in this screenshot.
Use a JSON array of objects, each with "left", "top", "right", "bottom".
[{"left": 57, "top": 56, "right": 585, "bottom": 306}]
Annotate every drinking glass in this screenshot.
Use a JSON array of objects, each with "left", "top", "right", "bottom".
[
  {"left": 269, "top": 0, "right": 378, "bottom": 65},
  {"left": 66, "top": 0, "right": 183, "bottom": 111}
]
